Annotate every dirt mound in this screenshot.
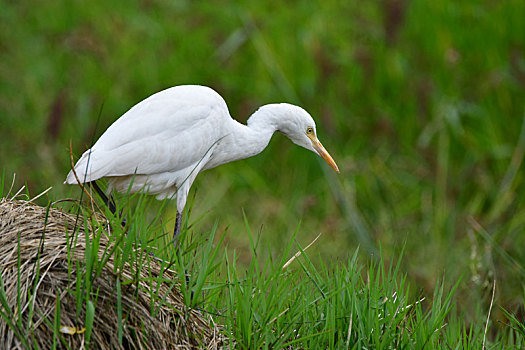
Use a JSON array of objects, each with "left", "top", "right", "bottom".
[{"left": 0, "top": 195, "right": 224, "bottom": 349}]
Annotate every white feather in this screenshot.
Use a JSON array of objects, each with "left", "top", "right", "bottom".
[{"left": 65, "top": 85, "right": 338, "bottom": 214}]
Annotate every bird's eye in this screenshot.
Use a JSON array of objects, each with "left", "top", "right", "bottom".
[{"left": 306, "top": 127, "right": 314, "bottom": 134}]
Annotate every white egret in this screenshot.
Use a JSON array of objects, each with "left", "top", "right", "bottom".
[{"left": 65, "top": 85, "right": 339, "bottom": 242}]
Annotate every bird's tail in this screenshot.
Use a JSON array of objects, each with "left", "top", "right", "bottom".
[{"left": 64, "top": 148, "right": 100, "bottom": 184}]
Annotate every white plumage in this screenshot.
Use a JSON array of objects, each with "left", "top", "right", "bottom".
[{"left": 65, "top": 85, "right": 339, "bottom": 240}]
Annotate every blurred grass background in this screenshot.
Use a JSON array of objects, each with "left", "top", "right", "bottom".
[{"left": 1, "top": 0, "right": 524, "bottom": 330}]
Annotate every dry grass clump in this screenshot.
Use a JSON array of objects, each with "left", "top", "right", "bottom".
[{"left": 0, "top": 195, "right": 225, "bottom": 349}]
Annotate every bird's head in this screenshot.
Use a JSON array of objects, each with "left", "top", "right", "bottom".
[{"left": 273, "top": 104, "right": 340, "bottom": 173}]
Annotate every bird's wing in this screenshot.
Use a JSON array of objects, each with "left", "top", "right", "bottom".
[{"left": 65, "top": 86, "right": 231, "bottom": 183}]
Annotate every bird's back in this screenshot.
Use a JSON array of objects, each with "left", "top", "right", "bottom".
[{"left": 65, "top": 85, "right": 232, "bottom": 190}]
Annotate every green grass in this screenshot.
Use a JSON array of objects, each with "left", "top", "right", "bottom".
[
  {"left": 1, "top": 0, "right": 525, "bottom": 346},
  {"left": 3, "top": 185, "right": 523, "bottom": 348}
]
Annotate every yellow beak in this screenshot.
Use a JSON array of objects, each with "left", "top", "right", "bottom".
[{"left": 308, "top": 134, "right": 340, "bottom": 173}]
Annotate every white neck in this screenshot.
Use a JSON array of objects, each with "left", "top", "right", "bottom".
[
  {"left": 233, "top": 104, "right": 285, "bottom": 157},
  {"left": 205, "top": 104, "right": 292, "bottom": 169}
]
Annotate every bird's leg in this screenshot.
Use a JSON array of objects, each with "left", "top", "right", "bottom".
[
  {"left": 89, "top": 181, "right": 116, "bottom": 213},
  {"left": 171, "top": 211, "right": 192, "bottom": 299},
  {"left": 173, "top": 211, "right": 183, "bottom": 247},
  {"left": 88, "top": 181, "right": 126, "bottom": 226}
]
